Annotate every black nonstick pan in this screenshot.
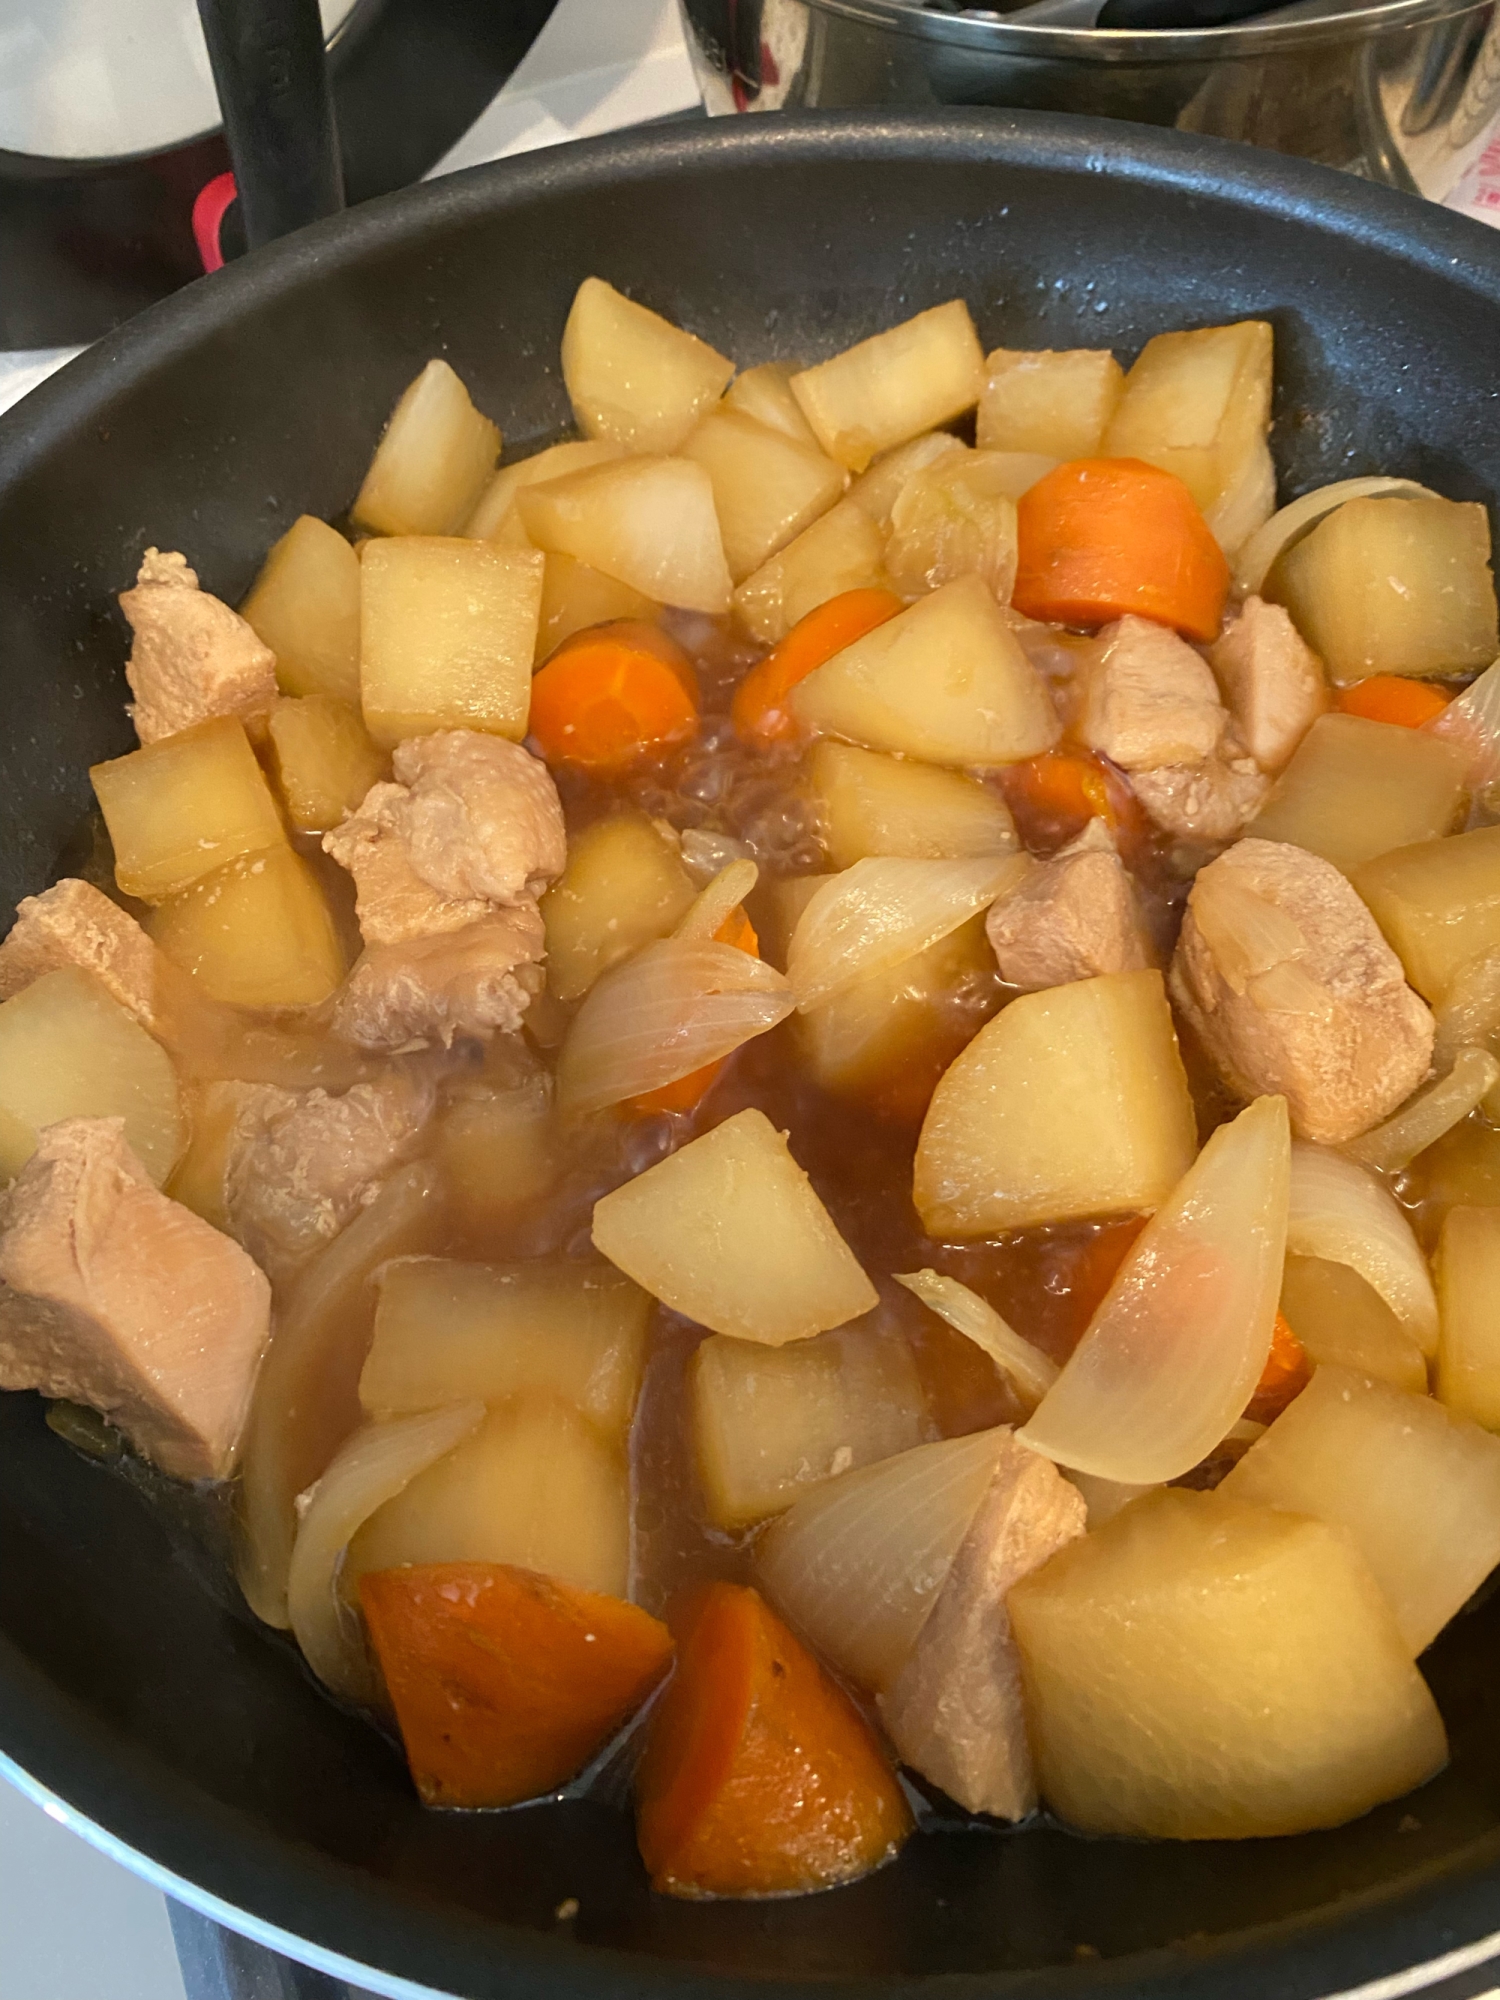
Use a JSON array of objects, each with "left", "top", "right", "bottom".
[{"left": 3, "top": 109, "right": 1500, "bottom": 2000}]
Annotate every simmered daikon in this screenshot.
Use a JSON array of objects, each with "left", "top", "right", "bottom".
[
  {"left": 1010, "top": 1487, "right": 1446, "bottom": 1838},
  {"left": 1222, "top": 1365, "right": 1500, "bottom": 1654}
]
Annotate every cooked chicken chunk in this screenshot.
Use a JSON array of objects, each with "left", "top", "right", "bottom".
[
  {"left": 332, "top": 910, "right": 546, "bottom": 1052},
  {"left": 0, "top": 1118, "right": 270, "bottom": 1479},
  {"left": 879, "top": 1434, "right": 1085, "bottom": 1819},
  {"left": 324, "top": 732, "right": 565, "bottom": 946},
  {"left": 0, "top": 878, "right": 164, "bottom": 1031},
  {"left": 1210, "top": 595, "right": 1328, "bottom": 774},
  {"left": 1077, "top": 615, "right": 1227, "bottom": 772},
  {"left": 1130, "top": 755, "right": 1271, "bottom": 845},
  {"left": 120, "top": 549, "right": 278, "bottom": 746},
  {"left": 986, "top": 825, "right": 1153, "bottom": 990},
  {"left": 199, "top": 1071, "right": 433, "bottom": 1280},
  {"left": 1171, "top": 837, "right": 1435, "bottom": 1144}
]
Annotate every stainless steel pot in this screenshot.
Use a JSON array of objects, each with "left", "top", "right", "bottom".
[{"left": 677, "top": 0, "right": 1500, "bottom": 193}]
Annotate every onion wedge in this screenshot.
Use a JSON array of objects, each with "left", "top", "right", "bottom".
[
  {"left": 1018, "top": 1096, "right": 1290, "bottom": 1484},
  {"left": 1232, "top": 477, "right": 1438, "bottom": 598},
  {"left": 556, "top": 938, "right": 793, "bottom": 1117},
  {"left": 755, "top": 1428, "right": 1009, "bottom": 1693},
  {"left": 1286, "top": 1141, "right": 1438, "bottom": 1354},
  {"left": 673, "top": 857, "right": 759, "bottom": 942},
  {"left": 1343, "top": 1047, "right": 1500, "bottom": 1174},
  {"left": 286, "top": 1401, "right": 485, "bottom": 1704},
  {"left": 1427, "top": 656, "right": 1500, "bottom": 789},
  {"left": 894, "top": 1268, "right": 1058, "bottom": 1411},
  {"left": 787, "top": 854, "right": 1025, "bottom": 1013}
]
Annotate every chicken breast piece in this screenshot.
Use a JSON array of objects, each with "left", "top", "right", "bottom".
[
  {"left": 120, "top": 548, "right": 278, "bottom": 746},
  {"left": 332, "top": 909, "right": 545, "bottom": 1052},
  {"left": 1077, "top": 615, "right": 1227, "bottom": 772},
  {"left": 1130, "top": 755, "right": 1271, "bottom": 845},
  {"left": 1210, "top": 595, "right": 1328, "bottom": 775},
  {"left": 879, "top": 1434, "right": 1085, "bottom": 1819},
  {"left": 324, "top": 732, "right": 565, "bottom": 947},
  {"left": 986, "top": 826, "right": 1153, "bottom": 990},
  {"left": 203, "top": 1071, "right": 433, "bottom": 1281},
  {"left": 1171, "top": 837, "right": 1435, "bottom": 1144},
  {"left": 0, "top": 878, "right": 165, "bottom": 1031},
  {"left": 0, "top": 1118, "right": 270, "bottom": 1480}
]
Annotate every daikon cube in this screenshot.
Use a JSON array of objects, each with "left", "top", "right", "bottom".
[
  {"left": 1009, "top": 1486, "right": 1446, "bottom": 1837},
  {"left": 465, "top": 439, "right": 624, "bottom": 544},
  {"left": 146, "top": 846, "right": 347, "bottom": 1009},
  {"left": 435, "top": 1066, "right": 556, "bottom": 1226},
  {"left": 561, "top": 277, "right": 733, "bottom": 454},
  {"left": 797, "top": 918, "right": 1000, "bottom": 1124},
  {"left": 0, "top": 968, "right": 184, "bottom": 1185},
  {"left": 347, "top": 1395, "right": 629, "bottom": 1599},
  {"left": 914, "top": 968, "right": 1196, "bottom": 1235},
  {"left": 516, "top": 457, "right": 731, "bottom": 615},
  {"left": 361, "top": 1256, "right": 650, "bottom": 1442},
  {"left": 536, "top": 553, "right": 660, "bottom": 663},
  {"left": 240, "top": 514, "right": 361, "bottom": 703},
  {"left": 1222, "top": 1364, "right": 1500, "bottom": 1653},
  {"left": 91, "top": 716, "right": 286, "bottom": 903},
  {"left": 692, "top": 1324, "right": 929, "bottom": 1529},
  {"left": 1249, "top": 714, "right": 1467, "bottom": 874},
  {"left": 679, "top": 407, "right": 845, "bottom": 583},
  {"left": 591, "top": 1107, "right": 878, "bottom": 1345},
  {"left": 267, "top": 696, "right": 386, "bottom": 833},
  {"left": 792, "top": 575, "right": 1060, "bottom": 768},
  {"left": 723, "top": 361, "right": 818, "bottom": 445},
  {"left": 352, "top": 359, "right": 499, "bottom": 537},
  {"left": 1355, "top": 826, "right": 1500, "bottom": 1003},
  {"left": 359, "top": 537, "right": 542, "bottom": 746},
  {"left": 790, "top": 301, "right": 985, "bottom": 472},
  {"left": 885, "top": 452, "right": 1020, "bottom": 601},
  {"left": 732, "top": 500, "right": 887, "bottom": 646},
  {"left": 540, "top": 813, "right": 696, "bottom": 1001},
  {"left": 978, "top": 347, "right": 1124, "bottom": 460},
  {"left": 1280, "top": 1254, "right": 1427, "bottom": 1395},
  {"left": 811, "top": 741, "right": 1016, "bottom": 867},
  {"left": 1437, "top": 1206, "right": 1500, "bottom": 1429},
  {"left": 1269, "top": 497, "right": 1498, "bottom": 682},
  {"left": 1102, "top": 322, "right": 1274, "bottom": 551}
]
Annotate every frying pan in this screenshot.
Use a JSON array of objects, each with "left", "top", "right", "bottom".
[{"left": 2, "top": 109, "right": 1500, "bottom": 2000}]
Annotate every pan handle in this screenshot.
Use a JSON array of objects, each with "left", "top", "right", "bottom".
[{"left": 194, "top": 0, "right": 346, "bottom": 250}]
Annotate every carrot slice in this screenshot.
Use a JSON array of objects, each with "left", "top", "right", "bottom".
[
  {"left": 360, "top": 1561, "right": 673, "bottom": 1808},
  {"left": 636, "top": 1581, "right": 912, "bottom": 1898},
  {"left": 731, "top": 587, "right": 905, "bottom": 747},
  {"left": 1001, "top": 748, "right": 1151, "bottom": 865},
  {"left": 530, "top": 619, "right": 699, "bottom": 774},
  {"left": 1246, "top": 1310, "right": 1311, "bottom": 1424},
  {"left": 627, "top": 908, "right": 761, "bottom": 1117},
  {"left": 1335, "top": 675, "right": 1452, "bottom": 729},
  {"left": 1014, "top": 458, "right": 1230, "bottom": 643}
]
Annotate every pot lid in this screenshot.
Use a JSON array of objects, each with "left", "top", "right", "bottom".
[{"left": 0, "top": 0, "right": 361, "bottom": 162}]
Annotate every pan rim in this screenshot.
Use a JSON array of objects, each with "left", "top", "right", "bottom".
[{"left": 3, "top": 105, "right": 1500, "bottom": 1999}]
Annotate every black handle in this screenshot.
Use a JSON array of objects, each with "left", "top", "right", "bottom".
[{"left": 195, "top": 0, "right": 345, "bottom": 250}]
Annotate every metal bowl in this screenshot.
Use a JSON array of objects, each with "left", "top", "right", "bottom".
[{"left": 677, "top": 0, "right": 1500, "bottom": 192}]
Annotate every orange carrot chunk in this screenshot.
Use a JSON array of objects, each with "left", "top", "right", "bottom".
[
  {"left": 1335, "top": 675, "right": 1452, "bottom": 729},
  {"left": 1014, "top": 457, "right": 1230, "bottom": 643},
  {"left": 636, "top": 1581, "right": 912, "bottom": 1899},
  {"left": 1246, "top": 1310, "right": 1311, "bottom": 1424},
  {"left": 731, "top": 587, "right": 905, "bottom": 747},
  {"left": 360, "top": 1561, "right": 673, "bottom": 1808},
  {"left": 1001, "top": 748, "right": 1152, "bottom": 867},
  {"left": 530, "top": 620, "right": 699, "bottom": 774},
  {"left": 627, "top": 908, "right": 761, "bottom": 1117}
]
